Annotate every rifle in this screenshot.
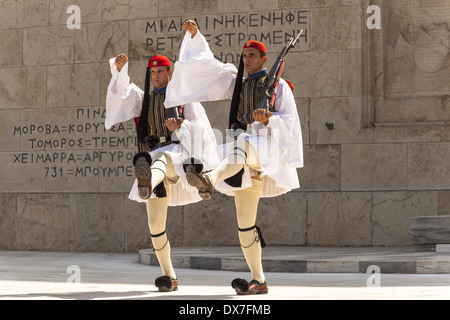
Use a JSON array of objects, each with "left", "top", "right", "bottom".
[
  {"left": 165, "top": 105, "right": 184, "bottom": 143},
  {"left": 166, "top": 105, "right": 182, "bottom": 123},
  {"left": 256, "top": 29, "right": 304, "bottom": 116}
]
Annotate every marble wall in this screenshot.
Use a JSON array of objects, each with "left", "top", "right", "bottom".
[{"left": 0, "top": 0, "right": 448, "bottom": 252}]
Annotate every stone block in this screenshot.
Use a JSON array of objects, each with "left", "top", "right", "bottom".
[
  {"left": 124, "top": 200, "right": 151, "bottom": 252},
  {"left": 138, "top": 249, "right": 151, "bottom": 264},
  {"left": 128, "top": 19, "right": 183, "bottom": 61},
  {"left": 262, "top": 259, "right": 307, "bottom": 273},
  {"left": 47, "top": 64, "right": 100, "bottom": 107},
  {"left": 69, "top": 194, "right": 125, "bottom": 252},
  {"left": 0, "top": 110, "right": 21, "bottom": 151},
  {"left": 0, "top": 29, "right": 22, "bottom": 67},
  {"left": 18, "top": 108, "right": 73, "bottom": 151},
  {"left": 16, "top": 194, "right": 70, "bottom": 251},
  {"left": 0, "top": 152, "right": 44, "bottom": 193},
  {"left": 10, "top": 105, "right": 138, "bottom": 194},
  {"left": 282, "top": 50, "right": 343, "bottom": 98},
  {"left": 166, "top": 206, "right": 184, "bottom": 247},
  {"left": 307, "top": 192, "right": 372, "bottom": 246},
  {"left": 411, "top": 215, "right": 450, "bottom": 246},
  {"left": 343, "top": 49, "right": 362, "bottom": 96},
  {"left": 103, "top": 0, "right": 159, "bottom": 20},
  {"left": 307, "top": 260, "right": 359, "bottom": 273},
  {"left": 190, "top": 257, "right": 222, "bottom": 270},
  {"left": 0, "top": 194, "right": 17, "bottom": 250},
  {"left": 366, "top": 1, "right": 450, "bottom": 126},
  {"left": 221, "top": 258, "right": 249, "bottom": 272},
  {"left": 75, "top": 21, "right": 128, "bottom": 63},
  {"left": 311, "top": 6, "right": 361, "bottom": 50},
  {"left": 376, "top": 98, "right": 450, "bottom": 123},
  {"left": 383, "top": 3, "right": 450, "bottom": 99},
  {"left": 98, "top": 150, "right": 135, "bottom": 193},
  {"left": 408, "top": 143, "right": 450, "bottom": 190},
  {"left": 375, "top": 126, "right": 441, "bottom": 144},
  {"left": 172, "top": 255, "right": 191, "bottom": 269},
  {"left": 49, "top": 0, "right": 102, "bottom": 25},
  {"left": 70, "top": 106, "right": 136, "bottom": 151},
  {"left": 341, "top": 143, "right": 407, "bottom": 191},
  {"left": 299, "top": 145, "right": 340, "bottom": 191},
  {"left": 130, "top": 8, "right": 308, "bottom": 63},
  {"left": 438, "top": 191, "right": 450, "bottom": 215},
  {"left": 258, "top": 192, "right": 307, "bottom": 245},
  {"left": 245, "top": 10, "right": 310, "bottom": 54},
  {"left": 416, "top": 261, "right": 450, "bottom": 274},
  {"left": 23, "top": 26, "right": 75, "bottom": 66},
  {"left": 140, "top": 249, "right": 193, "bottom": 268},
  {"left": 310, "top": 97, "right": 374, "bottom": 145},
  {"left": 159, "top": 0, "right": 218, "bottom": 17},
  {"left": 372, "top": 191, "right": 438, "bottom": 246},
  {"left": 296, "top": 98, "right": 310, "bottom": 145},
  {"left": 0, "top": 67, "right": 46, "bottom": 109},
  {"left": 182, "top": 193, "right": 237, "bottom": 246},
  {"left": 280, "top": 0, "right": 362, "bottom": 8},
  {"left": 202, "top": 101, "right": 232, "bottom": 137},
  {"left": 0, "top": 0, "right": 48, "bottom": 29},
  {"left": 218, "top": 0, "right": 277, "bottom": 12},
  {"left": 436, "top": 244, "right": 450, "bottom": 253},
  {"left": 43, "top": 150, "right": 100, "bottom": 193},
  {"left": 359, "top": 261, "right": 417, "bottom": 274}
]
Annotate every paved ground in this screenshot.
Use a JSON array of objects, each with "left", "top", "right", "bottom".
[{"left": 0, "top": 249, "right": 450, "bottom": 301}]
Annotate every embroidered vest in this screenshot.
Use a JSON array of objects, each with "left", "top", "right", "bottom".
[
  {"left": 138, "top": 90, "right": 183, "bottom": 152},
  {"left": 236, "top": 71, "right": 275, "bottom": 128}
]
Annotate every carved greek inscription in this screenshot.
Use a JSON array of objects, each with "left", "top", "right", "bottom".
[
  {"left": 12, "top": 107, "right": 136, "bottom": 180},
  {"left": 143, "top": 10, "right": 310, "bottom": 63}
]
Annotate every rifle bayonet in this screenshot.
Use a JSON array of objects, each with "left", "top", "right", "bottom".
[{"left": 290, "top": 29, "right": 304, "bottom": 48}]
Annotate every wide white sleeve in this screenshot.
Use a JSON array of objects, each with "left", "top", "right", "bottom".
[
  {"left": 105, "top": 58, "right": 143, "bottom": 130},
  {"left": 264, "top": 79, "right": 304, "bottom": 168},
  {"left": 174, "top": 102, "right": 220, "bottom": 171},
  {"left": 165, "top": 31, "right": 238, "bottom": 108}
]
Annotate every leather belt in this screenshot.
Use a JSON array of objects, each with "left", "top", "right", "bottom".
[{"left": 145, "top": 135, "right": 179, "bottom": 151}]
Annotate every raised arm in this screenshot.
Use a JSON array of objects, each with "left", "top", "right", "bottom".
[
  {"left": 164, "top": 21, "right": 238, "bottom": 108},
  {"left": 115, "top": 53, "right": 128, "bottom": 72},
  {"left": 105, "top": 54, "right": 143, "bottom": 130},
  {"left": 183, "top": 20, "right": 198, "bottom": 39}
]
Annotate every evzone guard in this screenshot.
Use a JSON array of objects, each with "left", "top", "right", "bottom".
[
  {"left": 165, "top": 21, "right": 304, "bottom": 295},
  {"left": 105, "top": 54, "right": 219, "bottom": 292}
]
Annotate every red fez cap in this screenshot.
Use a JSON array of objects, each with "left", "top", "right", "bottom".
[
  {"left": 148, "top": 55, "right": 171, "bottom": 68},
  {"left": 243, "top": 41, "right": 267, "bottom": 54}
]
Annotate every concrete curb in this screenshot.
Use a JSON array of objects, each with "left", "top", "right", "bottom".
[{"left": 139, "top": 247, "right": 450, "bottom": 274}]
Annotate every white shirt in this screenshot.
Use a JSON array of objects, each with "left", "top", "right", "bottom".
[
  {"left": 166, "top": 31, "right": 304, "bottom": 197},
  {"left": 105, "top": 58, "right": 220, "bottom": 205}
]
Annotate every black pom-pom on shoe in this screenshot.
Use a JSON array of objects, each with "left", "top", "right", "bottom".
[{"left": 155, "top": 276, "right": 178, "bottom": 292}]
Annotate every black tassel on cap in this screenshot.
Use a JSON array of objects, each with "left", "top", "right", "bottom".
[
  {"left": 137, "top": 67, "right": 151, "bottom": 144},
  {"left": 229, "top": 54, "right": 244, "bottom": 129}
]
